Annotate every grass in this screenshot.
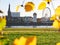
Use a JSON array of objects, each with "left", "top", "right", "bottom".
[
  {"left": 3, "top": 32, "right": 60, "bottom": 45},
  {"left": 1, "top": 28, "right": 60, "bottom": 45},
  {"left": 4, "top": 28, "right": 58, "bottom": 31}
]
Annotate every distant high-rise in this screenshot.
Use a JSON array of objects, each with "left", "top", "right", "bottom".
[{"left": 8, "top": 4, "right": 11, "bottom": 17}]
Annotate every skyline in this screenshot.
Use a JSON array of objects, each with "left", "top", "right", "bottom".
[{"left": 0, "top": 0, "right": 60, "bottom": 18}]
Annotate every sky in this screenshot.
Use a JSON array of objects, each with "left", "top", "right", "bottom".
[{"left": 0, "top": 0, "right": 60, "bottom": 18}]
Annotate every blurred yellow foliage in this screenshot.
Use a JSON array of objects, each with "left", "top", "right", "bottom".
[
  {"left": 14, "top": 36, "right": 27, "bottom": 45},
  {"left": 50, "top": 14, "right": 56, "bottom": 20},
  {"left": 16, "top": 5, "right": 21, "bottom": 12},
  {"left": 13, "top": 36, "right": 37, "bottom": 45},
  {"left": 0, "top": 42, "right": 2, "bottom": 45},
  {"left": 38, "top": 2, "right": 46, "bottom": 10},
  {"left": 50, "top": 6, "right": 60, "bottom": 29},
  {"left": 29, "top": 36, "right": 36, "bottom": 45},
  {"left": 55, "top": 6, "right": 60, "bottom": 15},
  {"left": 0, "top": 16, "right": 6, "bottom": 31},
  {"left": 56, "top": 42, "right": 60, "bottom": 45},
  {"left": 25, "top": 2, "right": 35, "bottom": 12}
]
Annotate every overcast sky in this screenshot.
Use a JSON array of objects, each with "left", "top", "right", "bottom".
[{"left": 0, "top": 0, "right": 60, "bottom": 18}]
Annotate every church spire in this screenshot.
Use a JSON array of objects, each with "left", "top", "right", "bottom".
[
  {"left": 8, "top": 4, "right": 11, "bottom": 12},
  {"left": 8, "top": 4, "right": 11, "bottom": 17}
]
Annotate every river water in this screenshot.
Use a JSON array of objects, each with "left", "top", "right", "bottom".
[{"left": 7, "top": 26, "right": 53, "bottom": 28}]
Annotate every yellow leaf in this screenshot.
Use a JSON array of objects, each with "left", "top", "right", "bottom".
[
  {"left": 55, "top": 6, "right": 60, "bottom": 15},
  {"left": 13, "top": 36, "right": 27, "bottom": 45},
  {"left": 56, "top": 42, "right": 60, "bottom": 45},
  {"left": 16, "top": 5, "right": 20, "bottom": 12},
  {"left": 29, "top": 36, "right": 37, "bottom": 45},
  {"left": 50, "top": 14, "right": 56, "bottom": 20},
  {"left": 38, "top": 2, "right": 46, "bottom": 10},
  {"left": 0, "top": 42, "right": 2, "bottom": 45},
  {"left": 52, "top": 20, "right": 60, "bottom": 29},
  {"left": 25, "top": 2, "right": 35, "bottom": 12},
  {"left": 0, "top": 16, "right": 6, "bottom": 31}
]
